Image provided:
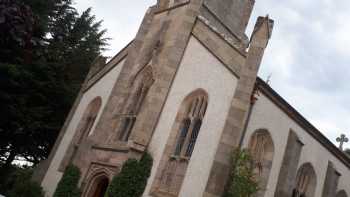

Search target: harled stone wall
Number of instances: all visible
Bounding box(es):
[242,93,350,197]
[40,59,125,196]
[144,36,238,197]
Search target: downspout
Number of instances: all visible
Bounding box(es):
[238,83,259,149]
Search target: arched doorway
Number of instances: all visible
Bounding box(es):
[87,175,109,197]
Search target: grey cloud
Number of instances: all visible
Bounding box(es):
[250,0,350,147]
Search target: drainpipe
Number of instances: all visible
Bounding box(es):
[238,85,259,149]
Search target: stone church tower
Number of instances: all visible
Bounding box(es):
[37,1,350,196]
[37,0,276,196]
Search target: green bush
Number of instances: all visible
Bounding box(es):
[53,165,81,197]
[224,149,259,197]
[106,153,153,197]
[0,166,44,197]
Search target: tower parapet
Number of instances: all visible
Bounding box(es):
[202,0,255,38]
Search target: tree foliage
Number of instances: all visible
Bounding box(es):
[106,153,153,197]
[53,164,81,197]
[0,166,44,197]
[224,149,259,197]
[0,0,109,166]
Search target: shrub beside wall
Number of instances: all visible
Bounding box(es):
[53,165,81,197]
[224,149,259,197]
[106,153,153,197]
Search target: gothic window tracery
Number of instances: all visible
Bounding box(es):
[152,89,208,196]
[248,129,274,196]
[78,97,102,143]
[173,95,207,158]
[250,132,268,175]
[292,163,317,197]
[117,67,154,142]
[59,97,102,171]
[174,118,191,156]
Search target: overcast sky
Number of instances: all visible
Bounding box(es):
[74,0,350,148]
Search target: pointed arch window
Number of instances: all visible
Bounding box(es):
[117,67,154,142]
[174,118,191,156]
[249,130,274,176]
[248,129,274,196]
[173,95,207,158]
[78,97,102,143]
[59,96,102,171]
[151,89,208,196]
[292,163,317,197]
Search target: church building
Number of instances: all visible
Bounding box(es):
[35,0,350,196]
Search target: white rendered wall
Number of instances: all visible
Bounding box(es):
[144,36,238,197]
[41,59,125,197]
[242,93,350,197]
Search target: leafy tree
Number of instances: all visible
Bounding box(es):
[224,149,259,197]
[0,0,109,166]
[106,153,153,197]
[53,164,81,197]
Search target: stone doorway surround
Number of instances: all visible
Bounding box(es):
[89,176,109,197]
[81,162,119,197]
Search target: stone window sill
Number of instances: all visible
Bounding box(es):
[169,155,189,162]
[91,143,129,153]
[152,189,178,197]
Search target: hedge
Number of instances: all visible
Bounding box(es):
[53,164,81,197]
[105,153,153,197]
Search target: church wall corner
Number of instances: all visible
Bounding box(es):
[144,36,238,197]
[40,59,126,197]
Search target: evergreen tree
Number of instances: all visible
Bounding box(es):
[0,0,37,63]
[47,2,109,90]
[3,166,44,197]
[0,0,109,167]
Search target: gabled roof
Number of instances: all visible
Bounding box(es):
[256,77,350,170]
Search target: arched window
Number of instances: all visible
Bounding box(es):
[77,97,102,143]
[151,89,208,196]
[117,67,154,142]
[248,129,274,196]
[292,163,317,197]
[174,118,191,155]
[173,95,207,158]
[336,190,348,197]
[59,97,102,171]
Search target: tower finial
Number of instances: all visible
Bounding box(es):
[266,73,272,85]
